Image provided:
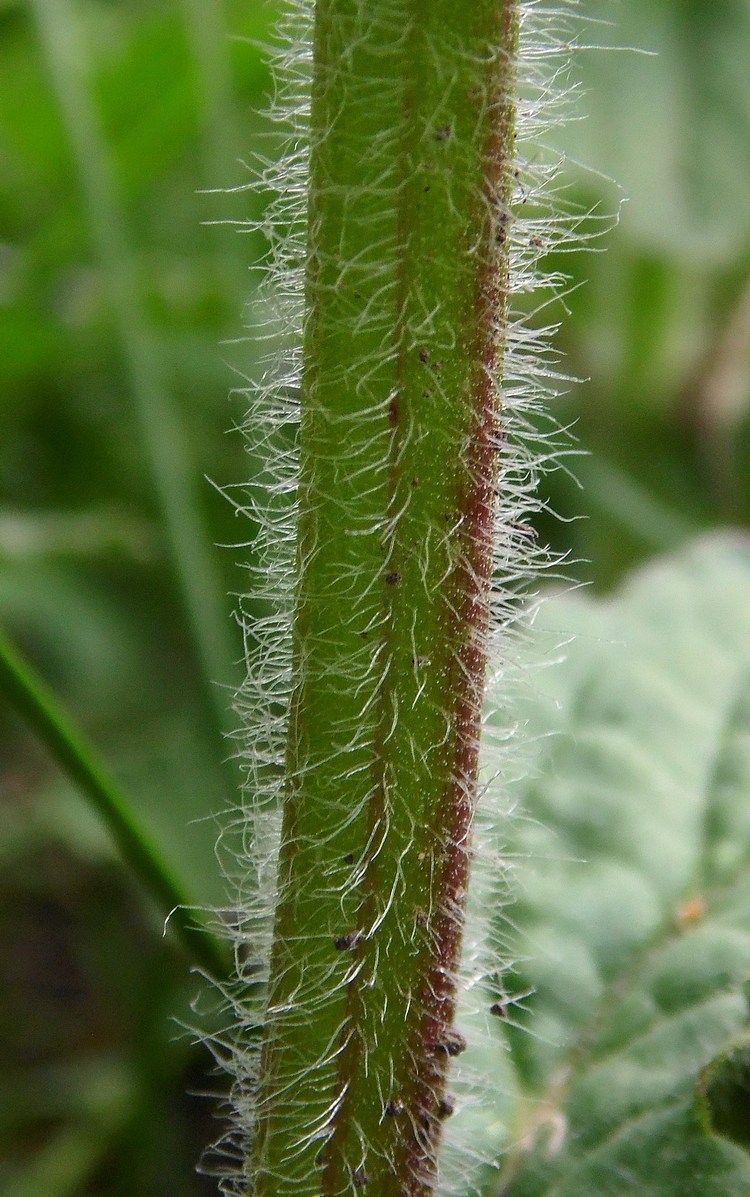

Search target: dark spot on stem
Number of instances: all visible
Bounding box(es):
[434,124,453,141]
[333,929,363,951]
[353,1167,370,1188]
[384,570,402,586]
[384,1098,405,1117]
[434,1028,467,1057]
[419,347,430,364]
[342,852,354,865]
[495,212,511,245]
[438,1095,456,1119]
[387,397,399,426]
[490,1000,508,1018]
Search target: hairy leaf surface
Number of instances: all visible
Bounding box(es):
[485,534,750,1194]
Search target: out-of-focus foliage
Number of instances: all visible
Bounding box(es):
[1,1,272,1192]
[539,0,750,586]
[1,0,749,1193]
[478,536,750,1195]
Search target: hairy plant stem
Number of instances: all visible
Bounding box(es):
[248,2,519,1193]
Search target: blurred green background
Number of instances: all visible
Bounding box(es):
[1,0,749,1193]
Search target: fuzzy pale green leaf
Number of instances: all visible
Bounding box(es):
[485,534,750,1195]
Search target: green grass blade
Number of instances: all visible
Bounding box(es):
[28,0,240,789]
[0,625,230,980]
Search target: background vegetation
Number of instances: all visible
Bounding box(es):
[2,0,750,1193]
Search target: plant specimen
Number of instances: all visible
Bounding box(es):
[219,2,574,1193]
[9,5,750,1197]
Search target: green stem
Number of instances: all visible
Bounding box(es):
[247,2,519,1193]
[29,0,239,789]
[0,625,230,980]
